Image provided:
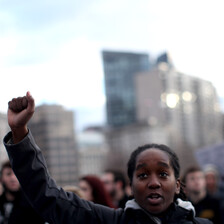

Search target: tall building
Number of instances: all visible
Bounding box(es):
[105,123,169,172]
[102,50,151,127]
[77,129,109,176]
[102,51,223,172]
[0,112,9,165]
[135,52,223,149]
[29,105,78,186]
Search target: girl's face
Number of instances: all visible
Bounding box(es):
[79,180,93,201]
[131,148,180,214]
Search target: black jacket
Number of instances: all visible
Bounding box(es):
[193,193,222,224]
[0,190,45,224]
[3,131,212,224]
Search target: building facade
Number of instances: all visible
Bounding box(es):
[77,129,109,177]
[102,51,223,172]
[29,105,78,186]
[102,50,151,127]
[104,123,170,172]
[135,54,223,149]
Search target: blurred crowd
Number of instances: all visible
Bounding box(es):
[0,159,132,224]
[181,164,224,224]
[0,157,224,224]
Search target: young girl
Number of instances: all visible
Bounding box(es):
[4,92,212,224]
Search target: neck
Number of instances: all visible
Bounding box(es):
[5,191,16,201]
[189,190,206,204]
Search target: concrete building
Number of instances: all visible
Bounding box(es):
[29,104,78,186]
[105,123,170,172]
[0,112,9,165]
[77,129,109,177]
[102,50,151,127]
[102,51,222,171]
[135,53,223,149]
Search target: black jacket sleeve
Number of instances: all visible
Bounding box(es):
[3,131,121,224]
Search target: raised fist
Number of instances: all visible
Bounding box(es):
[8,96,28,112]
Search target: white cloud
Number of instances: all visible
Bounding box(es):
[0,38,105,113]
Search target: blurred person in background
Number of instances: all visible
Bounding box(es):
[79,174,115,208]
[101,169,129,208]
[204,164,224,223]
[182,166,223,224]
[203,164,223,197]
[0,160,45,224]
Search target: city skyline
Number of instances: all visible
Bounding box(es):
[1,0,224,130]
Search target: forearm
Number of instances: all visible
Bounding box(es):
[11,127,28,144]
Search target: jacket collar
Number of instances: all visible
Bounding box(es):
[124,199,162,224]
[124,199,195,224]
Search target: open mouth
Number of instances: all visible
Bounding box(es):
[147,193,162,204]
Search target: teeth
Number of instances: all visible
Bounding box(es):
[150,195,159,198]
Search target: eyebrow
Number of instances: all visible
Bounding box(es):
[136,162,170,170]
[136,163,147,170]
[157,162,170,168]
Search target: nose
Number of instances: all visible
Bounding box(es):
[147,174,161,189]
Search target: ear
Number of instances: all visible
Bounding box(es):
[175,178,181,194]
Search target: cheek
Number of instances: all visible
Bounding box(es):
[131,181,145,198]
[87,191,92,200]
[84,189,93,201]
[165,180,180,200]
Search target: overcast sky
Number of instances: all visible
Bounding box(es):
[1,0,224,130]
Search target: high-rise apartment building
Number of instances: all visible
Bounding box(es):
[135,53,223,149]
[29,105,78,186]
[102,51,222,172]
[102,50,151,127]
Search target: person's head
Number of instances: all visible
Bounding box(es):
[0,160,20,193]
[79,175,115,208]
[203,164,219,195]
[182,166,206,196]
[127,144,182,215]
[102,169,127,198]
[101,171,116,198]
[113,170,127,191]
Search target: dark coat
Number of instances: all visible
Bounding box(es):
[0,191,45,224]
[3,131,212,224]
[193,193,222,224]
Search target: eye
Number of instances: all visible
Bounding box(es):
[160,172,168,178]
[138,173,148,179]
